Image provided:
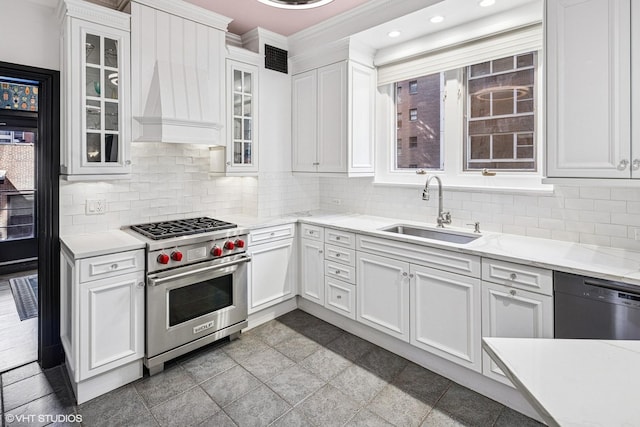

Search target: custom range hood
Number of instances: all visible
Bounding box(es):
[133,60,223,145]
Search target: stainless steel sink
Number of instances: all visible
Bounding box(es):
[379,224,480,244]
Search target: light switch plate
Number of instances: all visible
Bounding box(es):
[86,199,106,215]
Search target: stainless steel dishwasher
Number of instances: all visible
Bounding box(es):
[554,271,640,339]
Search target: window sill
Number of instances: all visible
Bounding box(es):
[373,176,554,195]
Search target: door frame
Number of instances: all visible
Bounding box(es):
[0,61,62,369]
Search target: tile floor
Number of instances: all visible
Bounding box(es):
[0,310,543,427]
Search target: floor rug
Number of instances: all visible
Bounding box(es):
[9,274,38,321]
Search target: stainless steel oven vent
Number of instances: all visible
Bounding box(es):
[265,44,288,74]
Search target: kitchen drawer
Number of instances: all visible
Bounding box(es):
[325,228,355,249]
[300,224,324,241]
[325,260,356,284]
[324,244,355,267]
[481,258,552,296]
[250,223,295,245]
[357,235,481,278]
[79,250,144,283]
[325,277,356,319]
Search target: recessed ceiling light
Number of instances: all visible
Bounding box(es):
[430,15,444,23]
[388,30,401,38]
[257,0,335,9]
[479,0,496,7]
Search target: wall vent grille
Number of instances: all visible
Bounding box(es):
[265,45,288,74]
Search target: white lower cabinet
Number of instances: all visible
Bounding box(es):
[356,252,410,342]
[325,277,356,319]
[300,237,325,304]
[247,229,296,314]
[60,247,145,404]
[481,269,553,385]
[410,265,482,372]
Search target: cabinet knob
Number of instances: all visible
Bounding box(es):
[336,295,342,299]
[318,250,323,254]
[111,263,119,270]
[137,282,145,288]
[125,160,131,165]
[633,159,640,171]
[270,232,275,236]
[510,289,516,296]
[509,273,517,280]
[226,161,231,166]
[336,236,341,241]
[618,159,630,170]
[402,272,408,277]
[335,253,341,257]
[335,270,341,274]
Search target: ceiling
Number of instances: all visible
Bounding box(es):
[183,0,371,36]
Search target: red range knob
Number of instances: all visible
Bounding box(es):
[171,251,183,261]
[157,253,170,264]
[211,246,223,257]
[235,239,245,248]
[225,241,235,250]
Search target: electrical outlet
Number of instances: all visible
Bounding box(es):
[331,198,342,205]
[86,199,107,215]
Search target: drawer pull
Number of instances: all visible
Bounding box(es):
[402,272,408,277]
[270,232,275,236]
[509,273,517,280]
[335,270,341,274]
[335,253,341,257]
[319,250,323,254]
[137,282,145,288]
[409,274,414,279]
[336,236,341,241]
[510,289,516,296]
[111,263,119,270]
[336,295,342,299]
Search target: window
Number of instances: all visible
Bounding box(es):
[409,108,418,121]
[409,80,418,94]
[397,112,402,129]
[409,137,418,148]
[465,52,536,171]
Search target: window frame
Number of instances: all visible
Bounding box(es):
[375,49,548,192]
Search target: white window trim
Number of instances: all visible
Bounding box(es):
[374,34,552,194]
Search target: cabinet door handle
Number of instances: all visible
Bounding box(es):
[111,263,119,270]
[137,282,145,288]
[509,273,517,280]
[335,270,341,275]
[409,273,414,279]
[336,295,342,299]
[633,159,640,171]
[335,236,341,241]
[335,253,341,257]
[619,159,630,170]
[510,289,516,296]
[318,250,323,254]
[402,272,408,277]
[125,160,131,165]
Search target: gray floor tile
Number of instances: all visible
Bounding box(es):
[134,365,197,408]
[356,347,408,382]
[345,409,394,427]
[276,310,324,331]
[299,348,352,382]
[77,384,148,426]
[201,365,261,407]
[494,407,544,427]
[330,364,387,405]
[267,365,325,405]
[1,362,42,386]
[150,386,220,427]
[238,348,295,382]
[181,348,237,384]
[270,408,315,427]
[300,321,344,345]
[224,384,291,427]
[198,410,238,427]
[3,372,54,411]
[368,384,433,427]
[326,333,376,362]
[221,334,271,363]
[435,384,504,427]
[273,334,320,362]
[421,408,471,426]
[297,385,360,427]
[247,320,300,346]
[393,363,451,405]
[6,392,76,427]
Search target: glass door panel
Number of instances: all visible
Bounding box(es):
[231,68,255,166]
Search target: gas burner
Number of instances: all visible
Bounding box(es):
[130,217,237,240]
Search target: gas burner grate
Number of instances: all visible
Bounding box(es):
[130,217,237,240]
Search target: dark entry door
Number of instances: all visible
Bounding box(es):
[0,110,38,263]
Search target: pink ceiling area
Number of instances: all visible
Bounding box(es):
[184,0,372,36]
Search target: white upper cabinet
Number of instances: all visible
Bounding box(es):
[292,60,375,176]
[59,0,131,179]
[546,0,639,178]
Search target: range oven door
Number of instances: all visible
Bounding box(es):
[146,254,250,358]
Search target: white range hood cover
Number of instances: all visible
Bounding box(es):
[134,60,223,145]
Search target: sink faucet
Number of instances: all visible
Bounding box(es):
[422,175,451,228]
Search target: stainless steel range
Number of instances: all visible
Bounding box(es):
[128,217,250,375]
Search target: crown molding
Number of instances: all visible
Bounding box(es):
[227,45,262,66]
[131,0,232,31]
[58,0,130,30]
[289,37,374,74]
[287,0,442,56]
[241,27,289,54]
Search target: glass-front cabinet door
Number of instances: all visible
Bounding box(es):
[61,3,131,179]
[226,60,258,175]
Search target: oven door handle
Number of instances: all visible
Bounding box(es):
[148,255,252,287]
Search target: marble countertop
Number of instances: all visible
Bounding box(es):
[482,337,640,427]
[60,230,146,260]
[291,212,640,286]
